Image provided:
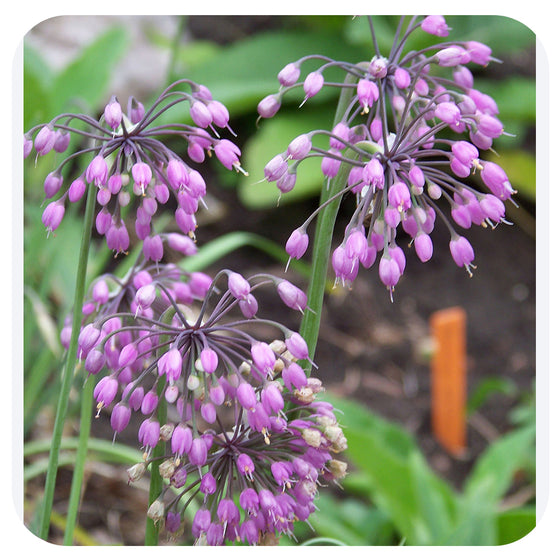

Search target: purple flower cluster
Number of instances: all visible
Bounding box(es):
[258,15,515,299]
[25,80,244,260]
[71,262,346,544]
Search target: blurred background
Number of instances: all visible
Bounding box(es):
[23,15,537,546]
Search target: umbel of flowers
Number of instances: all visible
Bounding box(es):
[71,261,347,545]
[25,79,244,260]
[258,15,515,299]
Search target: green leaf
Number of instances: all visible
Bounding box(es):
[326,395,458,545]
[174,39,222,70]
[496,507,536,544]
[24,203,83,306]
[445,15,535,56]
[442,489,497,545]
[464,425,536,503]
[467,377,518,415]
[51,26,129,116]
[23,44,54,129]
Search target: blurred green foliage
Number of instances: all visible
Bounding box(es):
[287,392,536,546]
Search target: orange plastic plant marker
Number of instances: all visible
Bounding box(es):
[430,306,467,456]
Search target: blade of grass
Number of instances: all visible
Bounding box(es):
[36,181,97,541]
[63,373,95,544]
[24,436,143,465]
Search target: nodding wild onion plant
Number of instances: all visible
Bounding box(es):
[258,14,514,301]
[74,261,346,544]
[24,15,515,546]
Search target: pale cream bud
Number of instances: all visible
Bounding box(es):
[302,428,322,447]
[127,462,146,483]
[306,377,324,393]
[239,361,251,376]
[273,358,285,373]
[160,423,174,441]
[316,415,337,427]
[159,458,176,479]
[147,499,165,523]
[269,339,287,354]
[327,459,348,479]
[187,373,200,390]
[294,387,316,404]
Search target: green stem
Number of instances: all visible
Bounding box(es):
[299,73,360,367]
[37,181,97,541]
[62,373,95,545]
[144,375,167,545]
[166,16,187,84]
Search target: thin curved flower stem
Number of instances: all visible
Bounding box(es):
[37,181,97,542]
[298,72,360,369]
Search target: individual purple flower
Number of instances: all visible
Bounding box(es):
[277,62,301,87]
[33,125,56,156]
[257,93,282,118]
[449,235,476,275]
[43,171,63,198]
[285,227,309,260]
[302,71,324,102]
[421,15,450,37]
[276,280,308,313]
[257,15,515,298]
[104,96,123,130]
[41,199,65,235]
[110,403,131,433]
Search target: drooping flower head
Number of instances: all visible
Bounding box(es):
[257,15,513,299]
[25,79,245,259]
[72,262,345,544]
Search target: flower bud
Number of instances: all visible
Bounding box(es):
[449,235,475,272]
[414,233,434,263]
[43,171,63,199]
[303,71,324,100]
[41,200,65,232]
[190,100,213,128]
[127,462,146,483]
[277,62,300,86]
[111,403,131,433]
[258,94,281,118]
[285,228,309,260]
[228,272,251,299]
[53,130,71,153]
[147,499,165,523]
[34,126,56,156]
[436,46,470,67]
[421,15,450,37]
[104,96,122,130]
